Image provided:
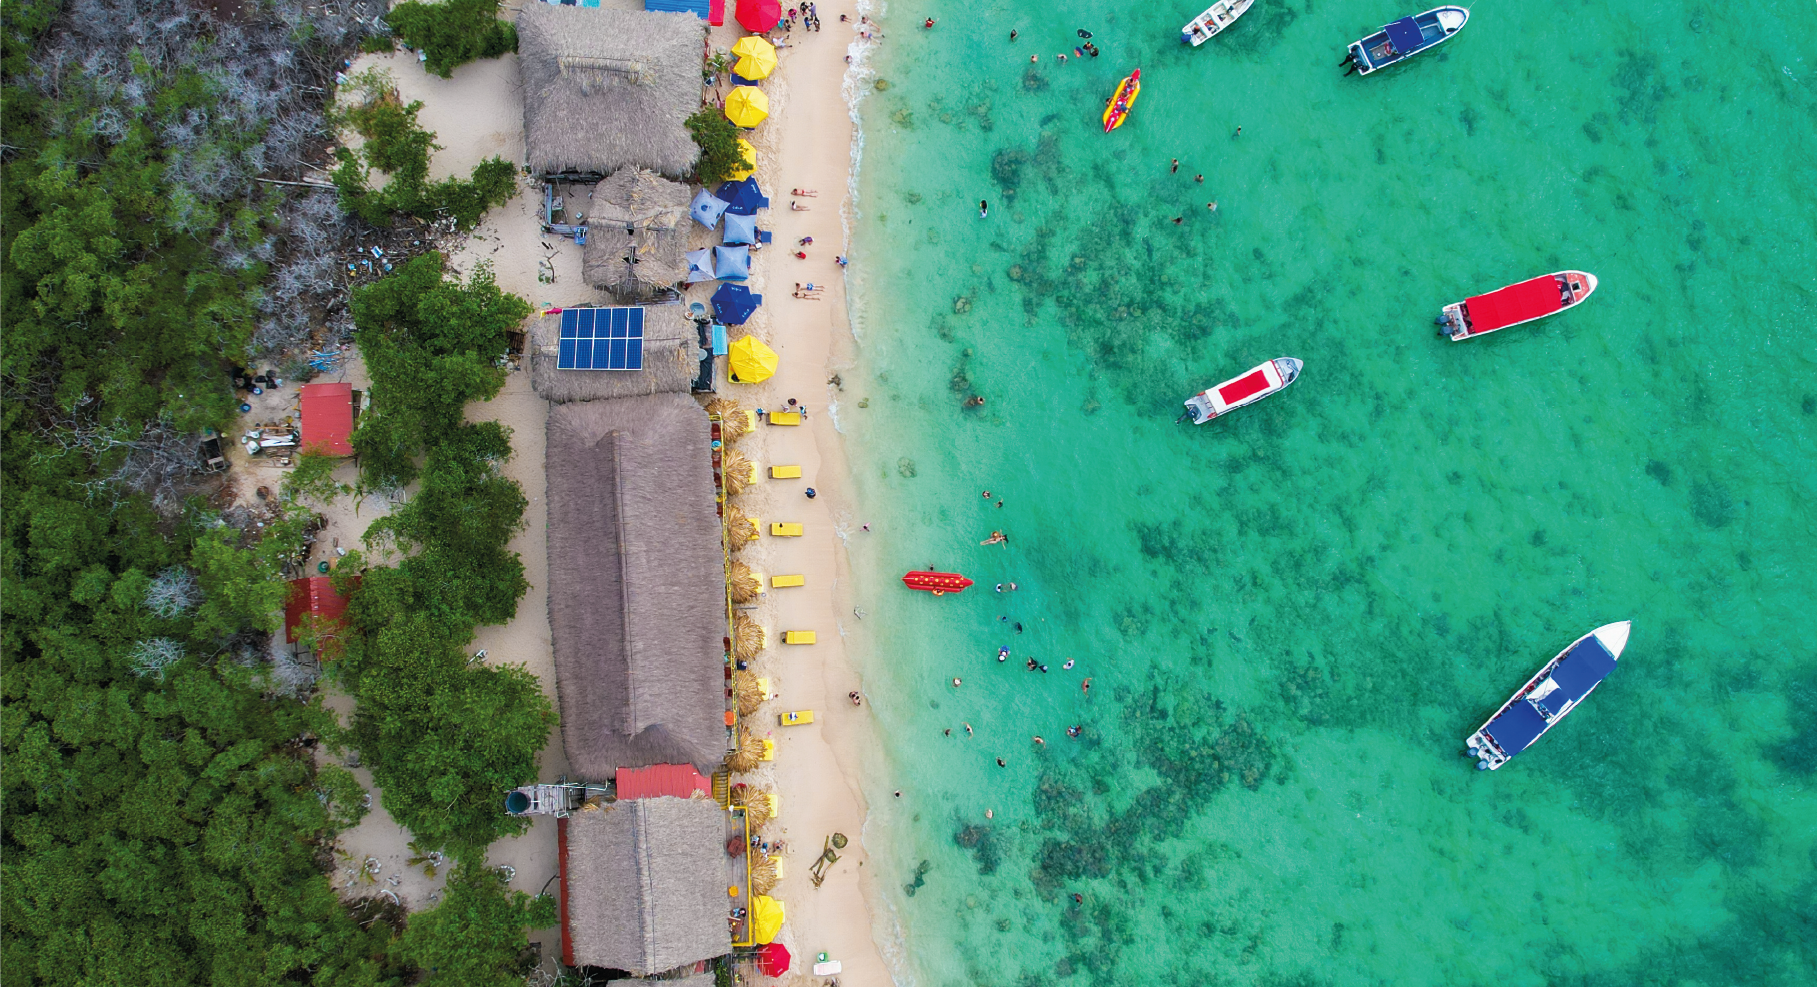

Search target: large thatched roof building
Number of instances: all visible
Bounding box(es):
[559,797,730,973]
[518,4,704,179]
[529,304,699,403]
[547,395,727,778]
[581,169,692,301]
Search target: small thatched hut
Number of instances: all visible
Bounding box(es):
[529,304,699,403]
[547,396,728,778]
[581,168,693,301]
[518,4,704,179]
[559,798,730,973]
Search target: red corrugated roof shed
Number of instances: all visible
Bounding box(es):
[615,764,711,800]
[284,576,352,645]
[299,382,354,456]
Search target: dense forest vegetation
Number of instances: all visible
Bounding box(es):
[3,1,550,983]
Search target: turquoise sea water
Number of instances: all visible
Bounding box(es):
[837,1,1816,984]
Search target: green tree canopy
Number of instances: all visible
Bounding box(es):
[386,0,519,79]
[391,865,557,985]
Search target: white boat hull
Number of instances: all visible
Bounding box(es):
[1181,357,1302,424]
[1182,0,1256,46]
[1465,621,1631,770]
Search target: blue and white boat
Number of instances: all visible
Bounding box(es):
[1465,621,1631,770]
[1343,6,1468,76]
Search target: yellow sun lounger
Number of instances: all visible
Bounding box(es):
[770,465,802,479]
[770,522,803,536]
[779,710,815,726]
[771,574,805,588]
[768,411,802,426]
[759,738,776,761]
[782,630,816,645]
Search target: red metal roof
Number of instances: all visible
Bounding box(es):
[284,576,351,644]
[1465,275,1564,334]
[1218,368,1271,405]
[299,382,354,456]
[615,764,711,800]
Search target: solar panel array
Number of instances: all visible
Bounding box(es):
[558,307,645,370]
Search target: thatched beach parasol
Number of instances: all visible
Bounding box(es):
[750,852,779,895]
[726,730,766,772]
[744,790,775,828]
[734,612,765,662]
[732,671,765,715]
[729,560,762,604]
[723,505,757,550]
[706,398,753,442]
[722,449,755,495]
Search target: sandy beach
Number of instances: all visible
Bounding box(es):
[309,4,899,981]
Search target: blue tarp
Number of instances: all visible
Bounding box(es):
[713,245,751,281]
[716,178,770,216]
[1549,637,1617,703]
[1484,701,1549,755]
[711,324,728,356]
[711,283,762,324]
[690,189,730,229]
[723,212,758,245]
[685,247,715,282]
[1535,687,1572,718]
[645,0,709,17]
[1384,16,1424,55]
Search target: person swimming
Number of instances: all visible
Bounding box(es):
[997,646,1010,662]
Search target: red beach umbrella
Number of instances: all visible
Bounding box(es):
[736,0,782,32]
[756,942,792,977]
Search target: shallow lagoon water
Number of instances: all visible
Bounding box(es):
[837,1,1816,984]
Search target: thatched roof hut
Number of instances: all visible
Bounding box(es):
[581,168,693,301]
[560,798,730,973]
[529,305,699,403]
[547,396,728,778]
[518,4,705,179]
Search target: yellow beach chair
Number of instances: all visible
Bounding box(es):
[771,574,805,588]
[782,630,816,645]
[770,465,802,479]
[779,710,815,726]
[759,738,776,761]
[756,677,773,701]
[770,522,804,537]
[768,411,802,426]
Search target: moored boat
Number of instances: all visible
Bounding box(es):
[1181,0,1255,46]
[1342,6,1468,76]
[1102,69,1141,132]
[1178,358,1302,424]
[1439,270,1598,340]
[1465,621,1631,770]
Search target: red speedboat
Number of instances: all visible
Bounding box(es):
[902,571,974,596]
[1439,270,1598,341]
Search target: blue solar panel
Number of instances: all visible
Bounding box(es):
[557,308,644,370]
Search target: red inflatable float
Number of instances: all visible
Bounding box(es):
[902,570,974,596]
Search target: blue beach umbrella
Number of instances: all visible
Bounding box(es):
[685,247,716,282]
[713,245,752,281]
[717,178,770,216]
[711,282,762,325]
[690,189,730,228]
[722,212,758,246]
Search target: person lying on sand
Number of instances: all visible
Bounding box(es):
[791,201,811,211]
[793,188,819,196]
[792,291,824,299]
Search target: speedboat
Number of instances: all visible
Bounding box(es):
[1465,621,1631,770]
[1342,6,1468,76]
[1438,270,1598,341]
[1103,69,1141,132]
[1178,358,1302,424]
[1181,0,1255,46]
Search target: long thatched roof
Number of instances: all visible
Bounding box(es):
[529,305,699,403]
[547,396,728,778]
[564,797,730,973]
[518,4,705,178]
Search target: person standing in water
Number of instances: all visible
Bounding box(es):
[979,199,989,218]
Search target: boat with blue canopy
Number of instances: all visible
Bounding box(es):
[1343,6,1468,76]
[1465,621,1631,770]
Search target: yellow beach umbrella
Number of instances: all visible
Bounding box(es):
[731,36,778,81]
[727,336,778,384]
[749,894,786,944]
[727,138,757,182]
[724,86,770,128]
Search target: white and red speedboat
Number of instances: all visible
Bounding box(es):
[1438,270,1598,341]
[1465,621,1631,770]
[1178,358,1302,424]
